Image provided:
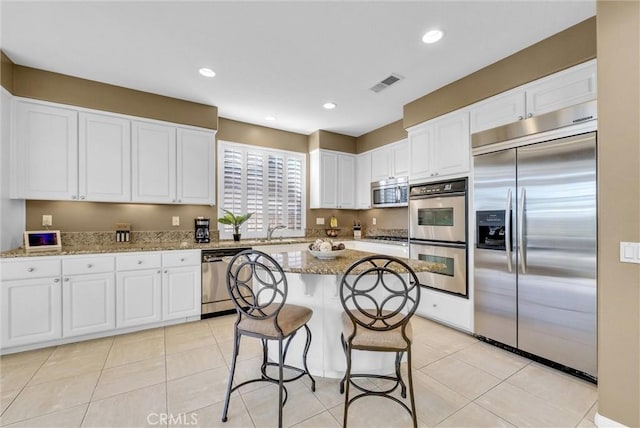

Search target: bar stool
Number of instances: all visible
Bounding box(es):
[221,249,315,428]
[339,255,421,428]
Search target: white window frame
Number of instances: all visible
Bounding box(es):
[217,140,306,239]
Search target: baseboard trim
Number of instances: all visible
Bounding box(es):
[595,412,628,427]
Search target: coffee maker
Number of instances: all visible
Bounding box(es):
[194,218,210,243]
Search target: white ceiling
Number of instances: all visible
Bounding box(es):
[0,1,595,137]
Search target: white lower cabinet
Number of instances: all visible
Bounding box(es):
[1,258,63,348]
[1,277,62,348]
[416,288,472,332]
[116,253,163,328]
[61,256,115,338]
[162,251,201,321]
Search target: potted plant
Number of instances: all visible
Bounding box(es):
[217,209,253,241]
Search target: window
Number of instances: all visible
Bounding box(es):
[218,141,306,238]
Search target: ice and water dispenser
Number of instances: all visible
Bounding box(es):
[476,210,509,250]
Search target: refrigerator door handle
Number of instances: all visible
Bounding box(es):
[518,187,527,273]
[505,188,513,272]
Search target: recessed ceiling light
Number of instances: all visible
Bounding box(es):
[198,67,216,77]
[265,115,276,121]
[422,29,444,44]
[323,102,337,110]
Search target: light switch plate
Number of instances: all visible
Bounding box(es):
[620,242,640,264]
[316,217,325,225]
[172,216,180,226]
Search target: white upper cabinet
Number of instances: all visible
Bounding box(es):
[525,59,597,116]
[370,139,409,182]
[12,98,216,205]
[355,151,372,209]
[132,121,176,203]
[79,112,131,202]
[469,60,597,134]
[177,128,216,205]
[132,122,215,205]
[409,110,470,182]
[12,101,78,200]
[309,149,355,209]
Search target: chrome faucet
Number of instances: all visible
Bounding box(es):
[267,224,287,241]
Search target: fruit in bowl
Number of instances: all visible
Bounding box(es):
[308,239,346,259]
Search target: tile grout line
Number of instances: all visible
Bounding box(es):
[80,337,116,427]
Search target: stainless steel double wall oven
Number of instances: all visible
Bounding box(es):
[409,178,468,297]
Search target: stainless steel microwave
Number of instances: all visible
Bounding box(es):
[371,177,408,208]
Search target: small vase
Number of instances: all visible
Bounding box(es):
[233,233,241,242]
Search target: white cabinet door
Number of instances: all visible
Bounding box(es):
[116,269,162,328]
[162,265,201,320]
[13,101,78,200]
[392,139,410,178]
[469,90,526,133]
[62,272,115,337]
[409,111,470,182]
[370,140,409,181]
[79,112,131,202]
[1,277,62,348]
[132,121,176,203]
[320,151,338,208]
[337,154,355,209]
[430,112,470,178]
[177,128,215,205]
[526,60,597,116]
[355,152,372,209]
[370,147,392,182]
[408,123,433,182]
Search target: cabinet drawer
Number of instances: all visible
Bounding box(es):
[417,288,472,332]
[63,256,114,275]
[162,250,200,267]
[1,258,61,280]
[117,253,162,271]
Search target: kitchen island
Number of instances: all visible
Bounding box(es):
[251,248,440,378]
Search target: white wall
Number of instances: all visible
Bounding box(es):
[1,88,25,251]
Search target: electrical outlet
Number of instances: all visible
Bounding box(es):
[316,217,325,225]
[372,217,377,225]
[42,215,52,227]
[172,216,180,226]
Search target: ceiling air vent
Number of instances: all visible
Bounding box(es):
[370,74,403,93]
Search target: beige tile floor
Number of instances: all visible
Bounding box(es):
[0,314,598,427]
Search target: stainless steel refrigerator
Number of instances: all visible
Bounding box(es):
[472,102,597,379]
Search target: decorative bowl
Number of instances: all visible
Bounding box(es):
[308,248,346,260]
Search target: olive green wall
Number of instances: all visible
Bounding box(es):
[595,1,640,426]
[404,17,597,128]
[356,120,407,153]
[1,51,14,93]
[11,63,218,130]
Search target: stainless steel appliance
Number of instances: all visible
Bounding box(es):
[409,178,468,297]
[472,101,597,380]
[201,247,251,317]
[371,177,408,208]
[195,217,210,243]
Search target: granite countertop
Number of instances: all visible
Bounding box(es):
[257,248,443,275]
[0,237,315,259]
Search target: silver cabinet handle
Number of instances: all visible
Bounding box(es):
[180,258,185,262]
[527,113,533,118]
[64,278,70,282]
[71,195,77,200]
[54,278,60,283]
[164,270,168,274]
[518,115,524,120]
[80,195,85,200]
[27,267,35,272]
[87,264,93,268]
[157,270,161,274]
[138,260,143,265]
[518,187,527,274]
[505,188,513,273]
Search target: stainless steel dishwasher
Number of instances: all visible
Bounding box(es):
[201,247,251,318]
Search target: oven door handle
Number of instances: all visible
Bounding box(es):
[409,191,466,200]
[409,240,466,249]
[505,188,513,273]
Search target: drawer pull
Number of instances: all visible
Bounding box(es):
[138,260,143,265]
[180,258,185,262]
[157,270,161,274]
[87,264,93,268]
[64,278,70,282]
[27,267,35,272]
[54,278,60,283]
